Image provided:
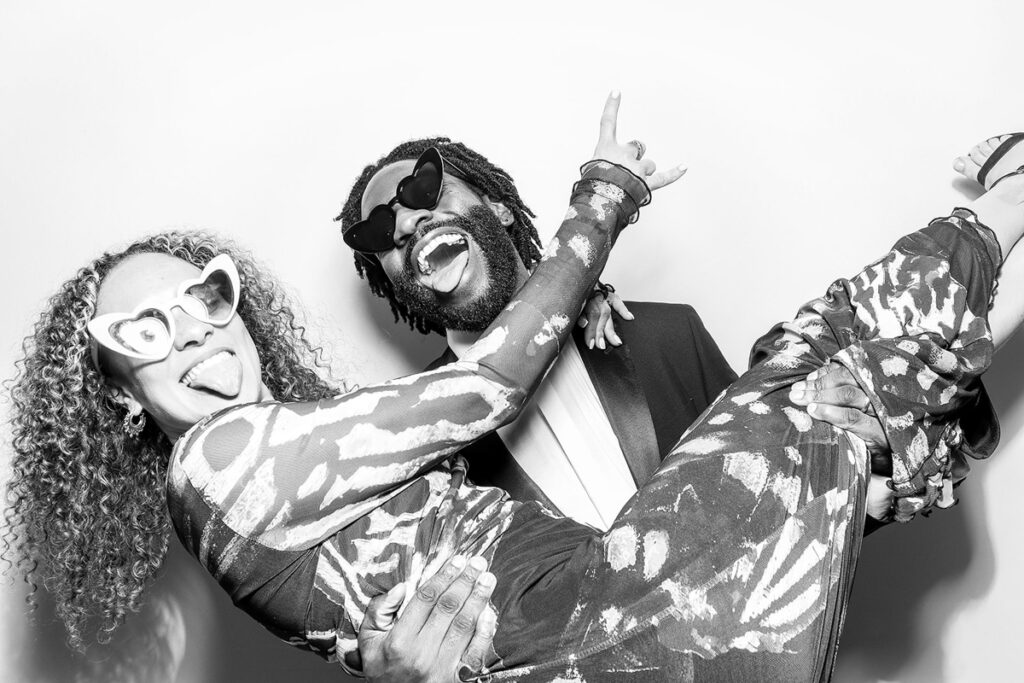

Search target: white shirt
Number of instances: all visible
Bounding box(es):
[449,330,638,530]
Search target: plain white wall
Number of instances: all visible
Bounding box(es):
[2,2,1023,681]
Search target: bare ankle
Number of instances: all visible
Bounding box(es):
[970,189,1024,258]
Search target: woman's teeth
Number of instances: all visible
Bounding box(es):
[181,351,242,397]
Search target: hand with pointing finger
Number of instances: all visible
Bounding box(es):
[591,91,687,192]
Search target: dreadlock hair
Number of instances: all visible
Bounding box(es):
[336,137,542,335]
[2,231,338,651]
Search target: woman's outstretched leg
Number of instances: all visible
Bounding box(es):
[954,134,1024,348]
[488,138,1024,682]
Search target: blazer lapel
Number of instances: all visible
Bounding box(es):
[429,346,562,512]
[572,328,661,488]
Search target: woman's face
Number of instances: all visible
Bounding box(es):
[94,253,267,440]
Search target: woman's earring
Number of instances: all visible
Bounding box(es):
[123,410,146,438]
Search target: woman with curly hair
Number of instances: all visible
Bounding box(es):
[5,107,1024,682]
[2,231,338,651]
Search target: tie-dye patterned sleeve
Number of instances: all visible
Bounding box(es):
[169,161,650,548]
[830,212,1001,522]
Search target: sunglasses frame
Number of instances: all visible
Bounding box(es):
[88,254,241,366]
[344,147,466,257]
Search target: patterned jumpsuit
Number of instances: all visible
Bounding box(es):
[167,158,1000,682]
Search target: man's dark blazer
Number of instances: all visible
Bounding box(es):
[425,302,739,510]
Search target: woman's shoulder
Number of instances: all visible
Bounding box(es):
[168,400,280,495]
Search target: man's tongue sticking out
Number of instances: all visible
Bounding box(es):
[418,233,470,293]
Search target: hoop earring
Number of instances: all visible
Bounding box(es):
[123,411,146,438]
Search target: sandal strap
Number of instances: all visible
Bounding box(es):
[989,164,1024,191]
[977,132,1024,188]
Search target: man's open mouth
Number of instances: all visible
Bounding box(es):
[180,350,242,398]
[414,232,470,294]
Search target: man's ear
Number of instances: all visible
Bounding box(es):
[483,197,514,227]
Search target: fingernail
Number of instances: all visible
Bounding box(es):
[477,572,496,588]
[597,338,606,350]
[807,403,818,415]
[791,381,806,393]
[623,312,635,320]
[451,555,467,569]
[469,556,488,571]
[578,318,588,328]
[610,89,621,98]
[587,339,595,349]
[677,165,688,174]
[790,390,805,401]
[807,370,818,381]
[610,333,622,346]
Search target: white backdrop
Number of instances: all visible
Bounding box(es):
[3,2,1023,681]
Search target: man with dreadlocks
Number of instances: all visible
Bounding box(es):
[337,136,890,521]
[336,137,745,523]
[336,135,894,681]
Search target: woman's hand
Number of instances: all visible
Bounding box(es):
[592,91,687,191]
[578,284,634,349]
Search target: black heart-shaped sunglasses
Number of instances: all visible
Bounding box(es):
[343,147,466,254]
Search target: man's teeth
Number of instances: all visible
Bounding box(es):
[417,234,467,275]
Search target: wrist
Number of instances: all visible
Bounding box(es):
[577,159,651,224]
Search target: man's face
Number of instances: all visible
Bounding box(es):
[359,159,528,331]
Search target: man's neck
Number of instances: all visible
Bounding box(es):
[447,258,532,357]
[447,328,481,358]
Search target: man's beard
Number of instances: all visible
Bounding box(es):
[391,205,521,332]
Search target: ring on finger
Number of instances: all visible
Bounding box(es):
[459,660,489,682]
[628,139,646,161]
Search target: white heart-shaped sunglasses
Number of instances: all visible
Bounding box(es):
[87,254,240,366]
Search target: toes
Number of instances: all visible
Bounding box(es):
[991,135,1010,149]
[968,144,991,167]
[953,153,983,180]
[963,135,1012,171]
[958,134,1022,188]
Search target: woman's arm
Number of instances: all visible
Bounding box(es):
[170,95,685,545]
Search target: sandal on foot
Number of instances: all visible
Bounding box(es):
[978,132,1024,189]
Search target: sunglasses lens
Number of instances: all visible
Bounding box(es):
[345,149,448,254]
[185,269,237,323]
[109,310,172,357]
[345,204,397,253]
[397,153,442,209]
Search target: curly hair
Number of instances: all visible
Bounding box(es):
[2,231,338,651]
[335,137,543,335]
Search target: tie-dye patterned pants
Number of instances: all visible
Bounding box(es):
[484,210,1000,682]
